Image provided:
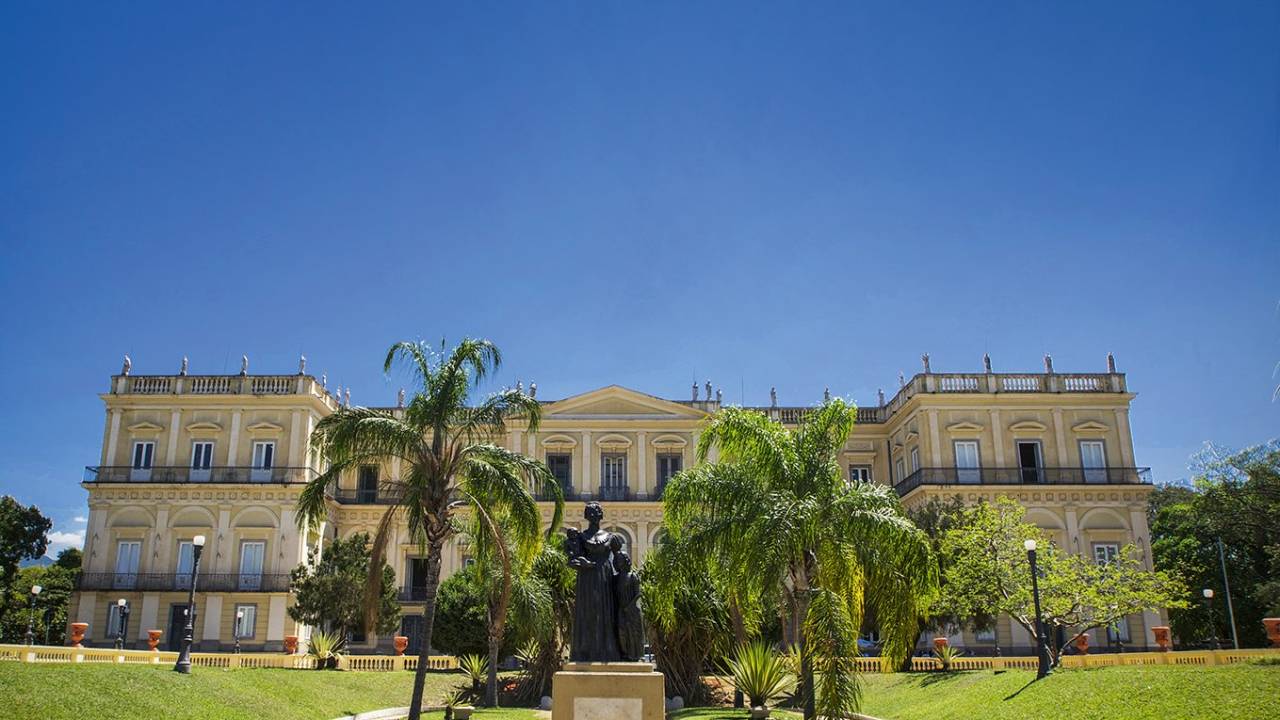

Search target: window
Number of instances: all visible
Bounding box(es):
[190,441,214,481]
[114,540,140,589]
[546,453,572,493]
[895,458,905,484]
[656,454,682,490]
[1017,441,1043,483]
[1093,543,1119,566]
[909,447,920,473]
[107,601,130,638]
[1079,441,1107,483]
[239,541,265,590]
[357,465,379,503]
[600,453,627,497]
[1107,618,1131,643]
[234,604,257,639]
[848,465,872,484]
[175,541,195,590]
[954,441,980,484]
[131,441,155,480]
[975,627,996,643]
[251,442,275,481]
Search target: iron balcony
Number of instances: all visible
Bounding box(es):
[893,466,1153,497]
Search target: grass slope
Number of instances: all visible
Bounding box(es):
[0,663,541,720]
[671,709,802,719]
[858,664,1280,720]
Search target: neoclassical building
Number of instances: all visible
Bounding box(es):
[70,353,1158,654]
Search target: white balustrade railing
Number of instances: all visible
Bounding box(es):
[188,376,233,394]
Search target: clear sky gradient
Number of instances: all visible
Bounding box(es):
[2,2,1277,553]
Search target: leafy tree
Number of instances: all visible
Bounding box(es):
[54,547,82,571]
[904,495,971,661]
[662,401,938,720]
[288,532,400,638]
[0,497,51,620]
[937,497,1185,663]
[431,570,492,657]
[296,338,562,720]
[1,562,77,645]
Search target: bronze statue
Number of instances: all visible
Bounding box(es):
[566,502,623,661]
[613,550,644,661]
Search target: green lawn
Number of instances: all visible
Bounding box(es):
[671,709,802,719]
[0,663,541,720]
[857,663,1280,720]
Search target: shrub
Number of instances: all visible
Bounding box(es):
[933,644,962,671]
[727,641,796,709]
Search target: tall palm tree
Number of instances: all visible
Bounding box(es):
[296,339,562,720]
[662,400,938,719]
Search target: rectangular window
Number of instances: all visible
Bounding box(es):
[175,541,195,590]
[234,604,257,639]
[848,465,872,484]
[107,601,130,639]
[357,465,379,503]
[1017,441,1043,484]
[1093,543,1119,565]
[656,453,683,489]
[131,441,155,480]
[546,453,572,494]
[909,447,920,473]
[1080,441,1107,483]
[600,453,627,499]
[190,441,214,481]
[894,458,905,484]
[1107,618,1131,643]
[239,541,265,590]
[114,540,140,589]
[251,442,275,481]
[975,627,996,643]
[954,441,980,484]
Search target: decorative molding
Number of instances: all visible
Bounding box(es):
[127,421,164,433]
[540,434,579,448]
[650,434,687,449]
[1008,420,1047,432]
[595,433,633,450]
[945,421,984,434]
[185,421,223,434]
[1071,421,1110,433]
[245,421,284,433]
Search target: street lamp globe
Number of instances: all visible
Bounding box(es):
[1203,588,1214,599]
[1024,539,1037,552]
[193,534,206,547]
[117,598,127,607]
[31,585,42,596]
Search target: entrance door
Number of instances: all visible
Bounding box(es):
[1017,441,1043,484]
[239,541,265,590]
[401,615,425,655]
[167,605,189,651]
[954,441,980,484]
[1080,441,1107,483]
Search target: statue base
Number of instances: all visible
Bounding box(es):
[552,662,665,720]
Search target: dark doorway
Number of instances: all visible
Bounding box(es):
[357,466,379,503]
[1017,441,1043,483]
[401,615,425,655]
[409,558,430,601]
[167,605,189,651]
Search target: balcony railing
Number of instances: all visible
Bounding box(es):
[110,373,342,410]
[78,572,291,593]
[893,466,1152,497]
[331,489,404,505]
[84,466,318,485]
[398,586,431,603]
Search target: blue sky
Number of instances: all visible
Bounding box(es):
[2,2,1277,555]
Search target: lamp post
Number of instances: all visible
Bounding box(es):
[1024,539,1051,679]
[1203,588,1218,650]
[24,585,42,646]
[173,534,206,674]
[114,599,131,650]
[234,610,243,654]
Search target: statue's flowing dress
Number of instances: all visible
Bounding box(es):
[570,531,621,661]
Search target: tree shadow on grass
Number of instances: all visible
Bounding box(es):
[1003,677,1040,701]
[914,671,968,688]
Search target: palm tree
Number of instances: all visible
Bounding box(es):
[296,339,563,720]
[662,400,938,719]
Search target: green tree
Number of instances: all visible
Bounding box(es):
[288,532,400,638]
[296,338,562,720]
[1,561,77,645]
[54,547,83,571]
[662,401,938,720]
[432,569,499,657]
[0,497,51,621]
[937,497,1185,662]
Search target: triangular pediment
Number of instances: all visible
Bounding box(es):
[543,386,707,419]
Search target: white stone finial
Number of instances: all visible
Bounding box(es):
[344,389,351,407]
[922,353,931,373]
[770,386,777,408]
[240,355,249,376]
[823,387,831,402]
[397,388,405,408]
[516,380,523,394]
[898,372,905,387]
[692,382,699,401]
[1107,352,1116,373]
[180,356,188,376]
[704,380,712,401]
[982,353,992,373]
[121,355,132,376]
[320,373,327,389]
[715,387,722,403]
[1044,353,1054,374]
[299,355,306,375]
[530,382,537,398]
[877,388,885,405]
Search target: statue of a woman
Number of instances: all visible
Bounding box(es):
[566,502,623,661]
[613,550,644,661]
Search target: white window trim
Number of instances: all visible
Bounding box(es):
[234,604,258,639]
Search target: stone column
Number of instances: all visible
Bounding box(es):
[288,411,302,467]
[581,432,592,495]
[928,411,942,466]
[202,594,223,649]
[1114,409,1136,468]
[165,410,182,466]
[106,409,123,465]
[634,520,649,565]
[1051,408,1070,466]
[990,409,1006,467]
[226,411,243,466]
[636,432,648,496]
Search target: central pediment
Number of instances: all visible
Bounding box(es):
[542,385,707,420]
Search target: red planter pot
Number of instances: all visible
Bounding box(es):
[1152,626,1172,652]
[147,629,163,652]
[70,623,88,648]
[394,636,409,656]
[1263,618,1280,648]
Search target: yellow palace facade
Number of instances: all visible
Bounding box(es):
[69,353,1159,655]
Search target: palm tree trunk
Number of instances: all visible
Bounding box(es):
[407,539,445,720]
[730,603,746,709]
[795,591,815,720]
[486,621,501,706]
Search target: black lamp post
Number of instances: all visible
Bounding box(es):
[234,610,243,654]
[1024,539,1051,679]
[114,598,131,650]
[24,585,42,646]
[173,534,206,674]
[1203,588,1218,650]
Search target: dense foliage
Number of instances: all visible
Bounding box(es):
[0,548,80,644]
[0,496,52,620]
[288,533,400,638]
[1149,442,1280,647]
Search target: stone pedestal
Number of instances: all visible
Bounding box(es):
[552,662,665,720]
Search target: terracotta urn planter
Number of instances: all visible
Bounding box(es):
[147,630,163,652]
[70,623,88,648]
[1073,633,1089,655]
[1152,626,1172,652]
[1263,618,1280,648]
[284,635,298,655]
[393,636,409,656]
[933,636,949,652]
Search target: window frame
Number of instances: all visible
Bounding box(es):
[546,453,573,492]
[953,440,981,484]
[848,464,872,484]
[233,604,258,639]
[600,453,627,489]
[1092,542,1120,566]
[656,453,683,488]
